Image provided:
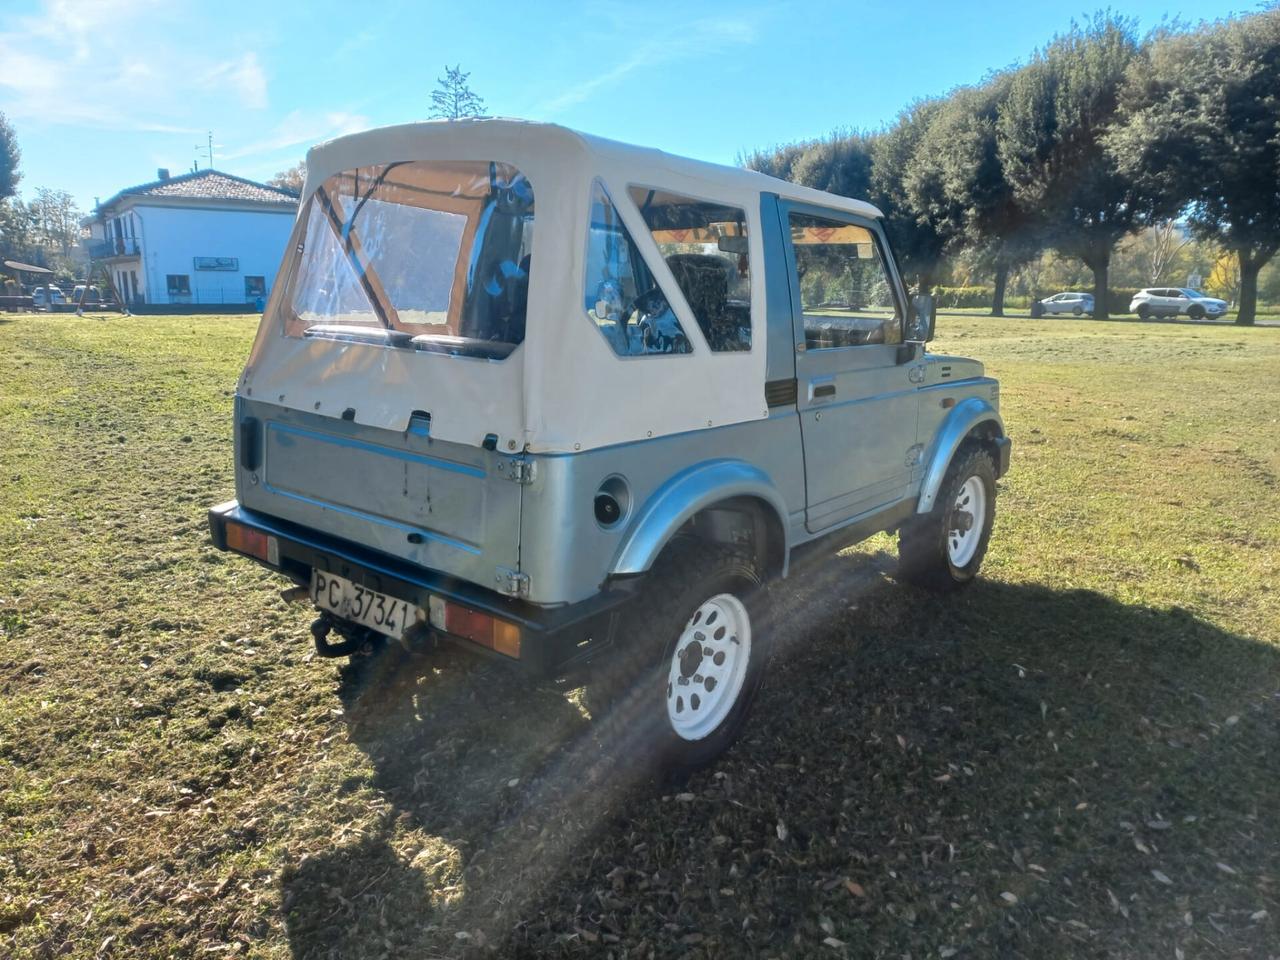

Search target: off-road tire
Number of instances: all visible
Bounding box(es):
[587,539,769,774]
[898,444,997,591]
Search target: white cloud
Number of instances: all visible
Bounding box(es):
[0,0,269,129]
[204,53,269,111]
[532,11,763,116]
[222,110,370,161]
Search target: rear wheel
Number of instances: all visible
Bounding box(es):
[1072,306,1083,316]
[588,540,769,773]
[899,444,997,591]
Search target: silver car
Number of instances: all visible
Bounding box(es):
[1130,287,1228,320]
[1031,291,1094,317]
[209,120,1012,770]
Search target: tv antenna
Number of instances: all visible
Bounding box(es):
[194,131,221,170]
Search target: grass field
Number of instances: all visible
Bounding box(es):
[1,312,1278,959]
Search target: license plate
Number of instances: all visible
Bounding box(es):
[310,570,425,640]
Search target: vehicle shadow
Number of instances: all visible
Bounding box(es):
[280,549,1279,959]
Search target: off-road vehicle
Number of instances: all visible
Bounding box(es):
[209,120,1011,769]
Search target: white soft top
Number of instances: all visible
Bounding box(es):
[243,119,883,454]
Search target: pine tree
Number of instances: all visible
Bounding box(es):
[430,65,486,120]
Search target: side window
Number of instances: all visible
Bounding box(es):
[788,212,901,349]
[629,186,751,352]
[584,180,691,356]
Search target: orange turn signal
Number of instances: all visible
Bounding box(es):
[225,522,279,565]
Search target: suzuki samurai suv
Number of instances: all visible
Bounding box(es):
[209,120,1011,769]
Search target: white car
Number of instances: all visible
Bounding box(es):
[31,285,66,309]
[1130,288,1228,320]
[1031,291,1094,317]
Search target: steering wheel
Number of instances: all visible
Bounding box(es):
[630,285,668,318]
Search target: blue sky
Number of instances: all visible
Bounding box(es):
[0,0,1257,210]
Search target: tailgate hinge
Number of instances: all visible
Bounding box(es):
[495,567,530,598]
[504,457,535,485]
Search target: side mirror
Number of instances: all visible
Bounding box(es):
[906,293,936,343]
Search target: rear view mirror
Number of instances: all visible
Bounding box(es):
[906,293,936,343]
[717,235,748,255]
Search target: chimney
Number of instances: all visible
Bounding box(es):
[157,168,170,181]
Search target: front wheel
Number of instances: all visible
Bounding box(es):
[588,541,769,773]
[899,444,997,591]
[1136,304,1150,320]
[1187,304,1205,320]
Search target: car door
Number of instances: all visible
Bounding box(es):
[780,202,920,533]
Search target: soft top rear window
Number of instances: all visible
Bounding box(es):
[281,160,534,360]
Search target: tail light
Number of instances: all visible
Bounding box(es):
[224,522,279,566]
[427,596,521,659]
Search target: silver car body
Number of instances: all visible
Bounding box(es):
[1130,287,1229,319]
[1038,291,1094,315]
[213,120,1008,668]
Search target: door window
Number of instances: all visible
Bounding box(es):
[628,187,751,352]
[787,212,901,349]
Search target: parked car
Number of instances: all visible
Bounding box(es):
[208,120,1012,770]
[31,285,66,309]
[71,284,102,306]
[1030,291,1094,317]
[1129,287,1229,320]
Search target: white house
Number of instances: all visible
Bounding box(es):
[83,169,298,308]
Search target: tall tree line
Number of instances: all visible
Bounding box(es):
[745,9,1280,325]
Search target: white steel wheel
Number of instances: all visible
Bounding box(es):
[947,475,988,568]
[665,593,752,741]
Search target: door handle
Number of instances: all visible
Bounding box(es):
[813,383,836,399]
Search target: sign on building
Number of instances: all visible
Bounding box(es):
[194,256,240,271]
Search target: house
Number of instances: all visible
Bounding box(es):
[83,168,298,308]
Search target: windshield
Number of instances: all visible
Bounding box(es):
[281,160,534,360]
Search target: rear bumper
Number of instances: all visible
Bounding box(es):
[207,500,633,677]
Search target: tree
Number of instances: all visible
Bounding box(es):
[268,161,306,195]
[997,14,1153,319]
[870,100,953,293]
[909,74,1040,315]
[28,188,82,267]
[1109,10,1280,325]
[0,111,19,201]
[430,65,486,120]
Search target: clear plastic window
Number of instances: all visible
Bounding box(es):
[584,180,691,356]
[629,186,752,352]
[282,161,534,360]
[789,213,901,349]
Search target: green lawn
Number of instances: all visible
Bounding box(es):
[1,312,1277,959]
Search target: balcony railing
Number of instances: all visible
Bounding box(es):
[86,237,140,259]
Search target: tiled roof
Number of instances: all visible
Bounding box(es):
[100,169,298,209]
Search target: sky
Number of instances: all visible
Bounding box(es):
[0,0,1259,211]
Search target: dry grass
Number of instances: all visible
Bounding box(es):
[1,311,1277,959]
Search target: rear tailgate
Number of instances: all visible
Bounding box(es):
[238,401,523,594]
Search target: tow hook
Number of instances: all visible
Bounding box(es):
[280,585,309,604]
[310,613,363,658]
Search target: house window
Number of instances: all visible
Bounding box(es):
[166,274,191,297]
[244,276,266,299]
